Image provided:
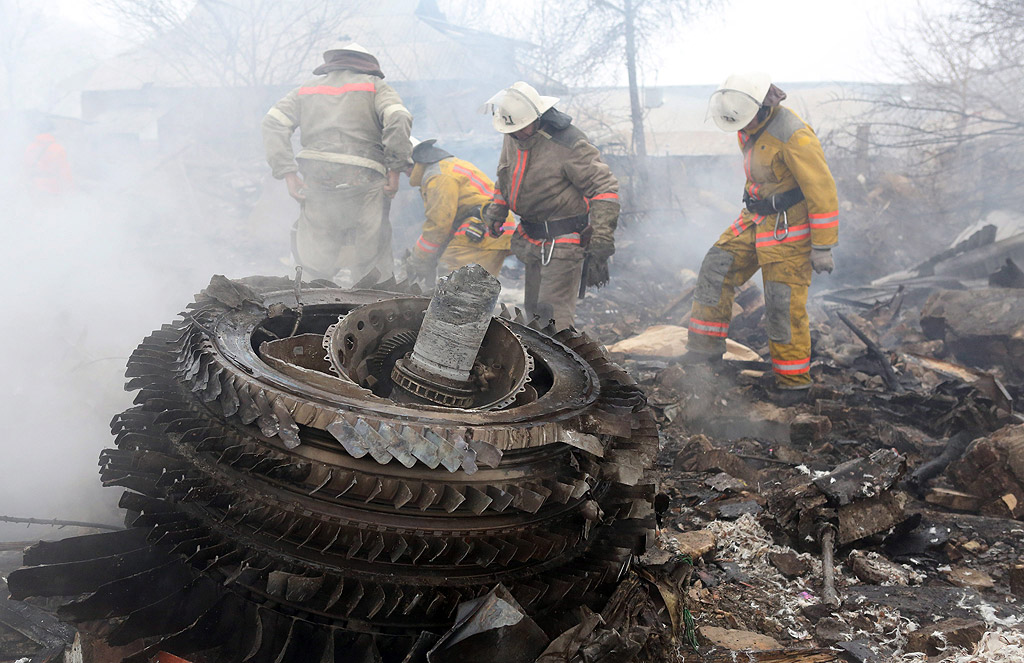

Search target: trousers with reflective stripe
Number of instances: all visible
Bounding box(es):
[688,216,813,388]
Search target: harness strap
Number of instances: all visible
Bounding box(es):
[519,214,589,240]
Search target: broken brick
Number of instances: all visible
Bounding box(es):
[768,551,809,579]
[789,414,832,447]
[905,618,986,656]
[668,530,717,560]
[698,626,780,651]
[944,566,995,590]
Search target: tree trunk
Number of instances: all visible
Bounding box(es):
[623,0,646,160]
[623,0,649,219]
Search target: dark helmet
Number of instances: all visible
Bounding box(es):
[411,139,453,164]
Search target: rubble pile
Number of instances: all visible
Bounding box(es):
[3,217,1024,662]
[566,220,1024,662]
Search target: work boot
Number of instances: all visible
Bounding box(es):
[674,350,723,367]
[769,384,812,407]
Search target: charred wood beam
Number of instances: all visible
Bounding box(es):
[819,525,840,608]
[905,430,978,495]
[837,312,904,392]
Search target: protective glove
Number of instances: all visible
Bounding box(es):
[404,249,437,287]
[284,172,306,202]
[383,170,401,198]
[584,235,615,288]
[585,255,610,288]
[586,235,615,260]
[482,202,508,237]
[811,247,834,274]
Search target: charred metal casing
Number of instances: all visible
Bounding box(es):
[392,265,502,408]
[8,274,656,663]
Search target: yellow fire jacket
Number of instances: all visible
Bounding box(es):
[410,157,514,261]
[730,106,839,263]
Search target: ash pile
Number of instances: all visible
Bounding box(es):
[6,265,668,663]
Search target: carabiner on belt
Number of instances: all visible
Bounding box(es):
[773,209,790,241]
[540,239,555,266]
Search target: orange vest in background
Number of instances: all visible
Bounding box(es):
[24,133,73,194]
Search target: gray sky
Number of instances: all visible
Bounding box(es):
[652,0,920,85]
[52,0,927,86]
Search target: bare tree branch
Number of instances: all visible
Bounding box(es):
[104,0,365,88]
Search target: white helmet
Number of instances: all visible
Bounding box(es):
[482,82,559,134]
[323,40,374,59]
[707,72,772,132]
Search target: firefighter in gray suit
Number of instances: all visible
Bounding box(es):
[262,41,413,283]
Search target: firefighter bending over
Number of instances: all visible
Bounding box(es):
[262,41,412,284]
[687,72,838,392]
[403,139,514,286]
[481,82,619,331]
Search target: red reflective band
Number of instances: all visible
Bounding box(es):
[809,211,839,229]
[451,165,494,197]
[590,192,618,201]
[298,83,376,95]
[416,236,441,253]
[689,318,728,329]
[755,223,810,247]
[510,149,527,212]
[731,215,747,236]
[772,358,811,375]
[516,225,579,245]
[688,318,729,338]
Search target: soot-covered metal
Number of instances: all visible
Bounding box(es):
[8,269,656,663]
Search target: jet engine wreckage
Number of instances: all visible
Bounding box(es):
[8,265,657,662]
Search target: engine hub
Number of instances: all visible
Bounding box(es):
[8,273,657,663]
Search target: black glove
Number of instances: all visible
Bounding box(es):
[482,202,508,237]
[587,235,614,260]
[584,235,615,288]
[585,255,610,288]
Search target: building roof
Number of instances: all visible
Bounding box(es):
[74,0,520,93]
[566,82,879,156]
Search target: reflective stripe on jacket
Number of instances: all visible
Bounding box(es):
[736,106,838,254]
[24,134,73,194]
[490,117,619,245]
[411,157,514,260]
[262,69,412,179]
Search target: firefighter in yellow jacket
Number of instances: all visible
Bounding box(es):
[687,72,838,391]
[404,139,514,285]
